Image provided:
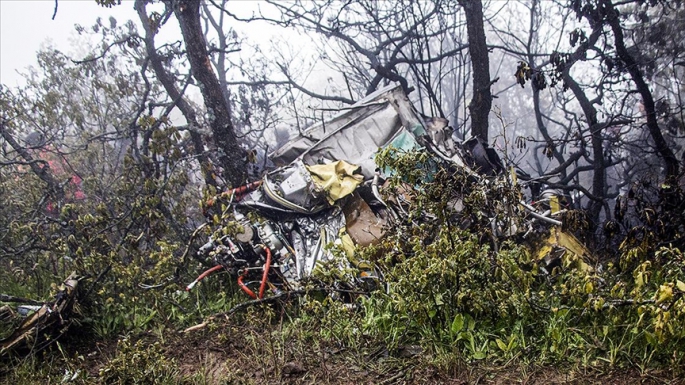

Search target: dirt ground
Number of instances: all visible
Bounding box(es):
[7,317,674,385]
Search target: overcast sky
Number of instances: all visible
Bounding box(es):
[1,0,140,87]
[1,0,299,89]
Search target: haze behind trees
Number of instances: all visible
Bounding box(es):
[1,0,684,268]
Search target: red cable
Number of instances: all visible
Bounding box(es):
[185,265,224,291]
[238,273,257,299]
[258,246,272,299]
[223,180,263,201]
[204,181,264,216]
[237,246,272,299]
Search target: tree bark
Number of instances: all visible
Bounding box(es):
[560,25,606,226]
[563,73,605,225]
[174,0,246,187]
[135,0,218,188]
[459,0,492,142]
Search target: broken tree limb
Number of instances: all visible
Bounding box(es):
[183,322,208,333]
[0,305,14,321]
[181,223,208,259]
[82,264,111,300]
[218,289,308,318]
[0,294,42,305]
[0,272,79,357]
[182,291,308,333]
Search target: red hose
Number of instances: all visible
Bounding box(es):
[185,265,224,291]
[258,246,272,299]
[222,180,263,200]
[237,273,257,299]
[236,246,272,299]
[204,181,263,216]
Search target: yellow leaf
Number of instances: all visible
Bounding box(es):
[676,280,685,292]
[635,272,644,287]
[656,284,673,304]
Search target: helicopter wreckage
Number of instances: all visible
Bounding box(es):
[185,84,590,299]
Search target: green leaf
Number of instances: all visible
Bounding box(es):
[467,316,476,331]
[451,314,464,335]
[435,292,444,306]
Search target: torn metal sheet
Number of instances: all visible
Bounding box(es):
[251,159,364,215]
[295,210,348,278]
[191,86,468,296]
[534,226,592,274]
[425,117,456,157]
[342,192,386,247]
[262,159,329,214]
[307,160,364,204]
[271,85,428,180]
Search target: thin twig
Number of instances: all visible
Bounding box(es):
[181,223,209,263]
[83,265,111,300]
[52,0,58,20]
[214,286,370,318]
[218,289,308,318]
[0,294,42,305]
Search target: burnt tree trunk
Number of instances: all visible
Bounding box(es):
[459,0,492,142]
[174,0,246,187]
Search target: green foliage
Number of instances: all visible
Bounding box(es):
[98,337,179,384]
[285,148,685,371]
[0,47,228,341]
[1,355,60,384]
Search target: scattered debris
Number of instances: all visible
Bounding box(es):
[0,84,594,365]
